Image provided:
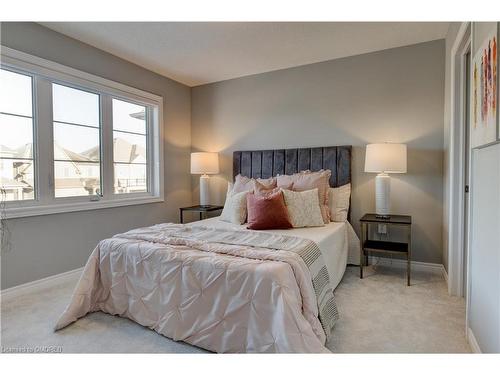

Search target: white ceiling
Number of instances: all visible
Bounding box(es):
[40,22,450,87]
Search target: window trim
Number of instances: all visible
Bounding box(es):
[1,46,164,219]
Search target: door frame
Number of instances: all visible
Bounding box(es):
[447,22,471,297]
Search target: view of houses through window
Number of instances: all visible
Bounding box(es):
[0,69,35,201]
[112,98,148,194]
[0,67,150,202]
[52,83,102,198]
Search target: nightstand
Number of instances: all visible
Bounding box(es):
[179,205,224,224]
[359,213,412,286]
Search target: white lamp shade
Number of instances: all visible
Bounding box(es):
[190,152,219,175]
[364,143,407,173]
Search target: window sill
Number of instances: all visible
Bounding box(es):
[2,196,164,219]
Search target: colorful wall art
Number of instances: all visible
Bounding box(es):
[472,28,498,148]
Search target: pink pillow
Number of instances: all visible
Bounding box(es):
[232,175,255,194]
[254,180,293,196]
[256,176,277,188]
[277,170,331,223]
[246,191,293,230]
[233,174,277,194]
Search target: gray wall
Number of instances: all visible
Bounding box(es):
[1,23,192,289]
[192,40,445,264]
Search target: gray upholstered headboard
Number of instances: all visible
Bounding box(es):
[233,146,352,188]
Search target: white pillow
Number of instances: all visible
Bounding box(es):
[328,183,351,222]
[281,188,325,228]
[220,184,248,225]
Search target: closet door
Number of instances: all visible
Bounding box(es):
[469,143,500,353]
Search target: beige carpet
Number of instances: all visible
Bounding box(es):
[1,265,471,353]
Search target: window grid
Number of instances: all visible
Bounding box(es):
[111,98,149,195]
[53,120,100,130]
[0,111,33,119]
[51,83,102,198]
[0,68,36,202]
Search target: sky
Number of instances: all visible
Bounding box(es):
[1,69,146,156]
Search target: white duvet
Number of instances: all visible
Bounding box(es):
[55,218,360,353]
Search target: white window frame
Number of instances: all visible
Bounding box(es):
[1,46,164,219]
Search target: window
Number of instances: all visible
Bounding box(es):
[112,98,147,194]
[0,69,35,201]
[0,47,163,218]
[52,84,101,198]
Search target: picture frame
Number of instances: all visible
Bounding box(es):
[471,23,498,148]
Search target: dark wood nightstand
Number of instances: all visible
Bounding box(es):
[359,213,412,286]
[179,205,224,224]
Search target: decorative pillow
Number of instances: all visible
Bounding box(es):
[254,180,293,197]
[220,188,249,225]
[328,183,351,222]
[281,188,325,228]
[232,175,255,194]
[256,176,277,188]
[232,174,277,194]
[246,191,292,230]
[277,170,331,223]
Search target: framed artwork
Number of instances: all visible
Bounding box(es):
[471,25,498,148]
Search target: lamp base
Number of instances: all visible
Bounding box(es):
[375,173,391,218]
[199,174,210,206]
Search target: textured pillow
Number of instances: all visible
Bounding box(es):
[328,183,351,222]
[220,188,249,224]
[254,180,293,197]
[281,188,325,228]
[256,176,277,188]
[232,174,277,194]
[246,191,292,230]
[277,170,331,223]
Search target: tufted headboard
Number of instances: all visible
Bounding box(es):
[233,146,352,188]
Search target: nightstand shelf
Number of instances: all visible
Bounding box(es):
[360,213,412,286]
[363,240,408,254]
[179,205,223,223]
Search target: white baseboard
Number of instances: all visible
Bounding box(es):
[442,267,449,283]
[467,327,482,353]
[1,267,83,301]
[368,256,445,277]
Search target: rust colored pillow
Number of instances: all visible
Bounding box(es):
[246,191,293,230]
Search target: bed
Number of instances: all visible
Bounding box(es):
[55,146,360,353]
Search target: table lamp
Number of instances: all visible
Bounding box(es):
[191,152,219,207]
[364,143,407,218]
